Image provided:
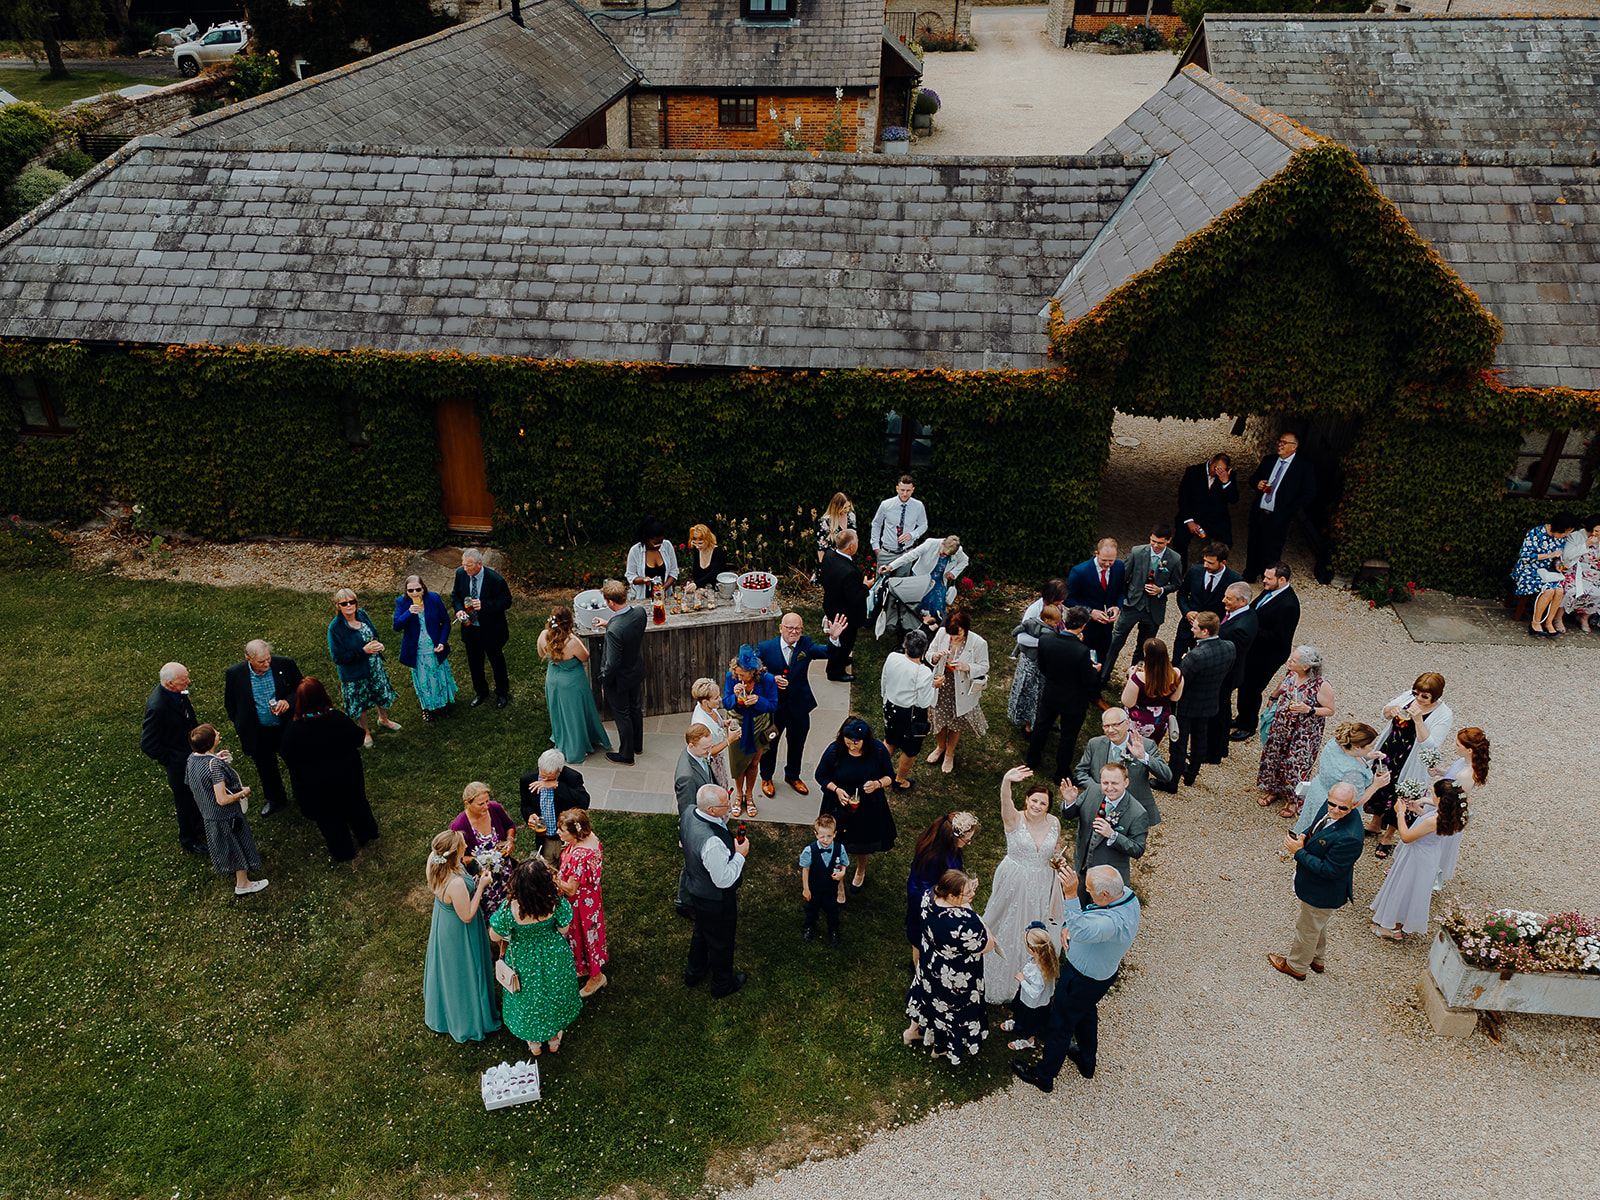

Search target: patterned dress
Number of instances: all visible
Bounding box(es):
[1511,525,1565,595]
[905,893,989,1063]
[1257,673,1327,796]
[931,638,989,738]
[341,617,398,717]
[1562,540,1600,617]
[489,899,582,1045]
[558,841,609,977]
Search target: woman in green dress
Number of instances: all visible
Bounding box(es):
[423,829,500,1043]
[489,859,582,1056]
[537,607,611,763]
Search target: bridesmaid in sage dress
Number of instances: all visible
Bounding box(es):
[423,829,499,1043]
[982,766,1063,1005]
[490,860,583,1057]
[538,607,611,764]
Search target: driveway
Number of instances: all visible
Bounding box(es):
[912,6,1176,155]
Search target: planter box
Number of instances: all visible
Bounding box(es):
[912,114,932,131]
[1428,932,1600,1018]
[881,140,911,156]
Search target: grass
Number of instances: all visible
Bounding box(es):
[1,69,160,108]
[0,568,1042,1199]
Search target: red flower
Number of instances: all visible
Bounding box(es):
[677,542,687,550]
[1368,600,1376,608]
[982,579,994,587]
[959,576,975,589]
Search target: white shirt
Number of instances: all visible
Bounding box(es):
[1258,453,1295,513]
[870,495,928,555]
[1017,958,1056,1008]
[694,809,745,889]
[880,652,935,709]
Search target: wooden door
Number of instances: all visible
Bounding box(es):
[434,397,495,533]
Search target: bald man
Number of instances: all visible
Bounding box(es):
[141,662,203,852]
[1270,781,1365,981]
[680,783,750,998]
[223,639,302,816]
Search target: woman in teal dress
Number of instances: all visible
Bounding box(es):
[327,587,400,748]
[393,575,458,721]
[537,607,611,763]
[489,859,583,1056]
[423,829,500,1043]
[1292,721,1391,836]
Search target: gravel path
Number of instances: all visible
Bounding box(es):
[912,8,1175,156]
[724,414,1600,1200]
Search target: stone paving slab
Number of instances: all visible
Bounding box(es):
[1394,588,1600,647]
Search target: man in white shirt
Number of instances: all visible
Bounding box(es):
[679,783,749,998]
[869,475,929,569]
[1245,433,1316,580]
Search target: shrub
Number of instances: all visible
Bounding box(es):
[8,166,71,217]
[0,518,69,571]
[1097,23,1130,47]
[913,89,941,116]
[916,30,976,51]
[229,50,283,100]
[1131,23,1166,50]
[0,101,59,186]
[46,146,94,179]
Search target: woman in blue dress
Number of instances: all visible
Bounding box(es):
[423,829,499,1043]
[393,575,457,722]
[1511,513,1581,637]
[327,587,400,748]
[1292,722,1391,836]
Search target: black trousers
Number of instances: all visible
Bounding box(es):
[1038,961,1118,1080]
[604,675,644,757]
[245,723,290,809]
[314,790,380,862]
[1206,685,1238,763]
[461,625,510,699]
[1234,655,1281,732]
[1026,698,1088,783]
[165,760,204,848]
[1103,608,1157,683]
[761,708,810,782]
[1170,712,1212,784]
[687,898,739,993]
[828,619,858,680]
[1244,510,1291,581]
[1171,618,1196,665]
[803,893,841,935]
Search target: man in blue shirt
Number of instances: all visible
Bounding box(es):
[1013,863,1141,1091]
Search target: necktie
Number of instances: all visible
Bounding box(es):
[1259,588,1275,607]
[1206,572,1217,591]
[1309,815,1329,837]
[897,502,906,538]
[1266,458,1288,498]
[783,644,793,665]
[1100,566,1109,592]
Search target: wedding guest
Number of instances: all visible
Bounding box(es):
[1058,762,1149,903]
[1008,578,1068,732]
[1120,639,1183,780]
[982,766,1063,1005]
[1076,706,1171,825]
[1172,453,1238,564]
[870,475,928,568]
[626,514,679,599]
[1559,516,1600,632]
[1232,563,1301,740]
[1370,779,1466,941]
[816,492,856,564]
[798,813,849,945]
[489,859,582,1056]
[278,676,377,861]
[881,628,936,790]
[757,612,845,799]
[1103,523,1181,683]
[1431,728,1489,889]
[1256,646,1335,819]
[1365,672,1453,859]
[1512,513,1580,636]
[682,523,729,593]
[1001,924,1059,1052]
[142,661,203,854]
[1269,782,1363,981]
[537,607,610,763]
[1208,581,1258,764]
[423,829,499,1043]
[451,548,513,708]
[519,748,590,860]
[185,724,268,895]
[902,869,991,1065]
[1244,432,1317,581]
[222,640,302,815]
[1292,723,1391,838]
[392,576,456,722]
[680,783,750,998]
[821,529,871,681]
[815,716,897,890]
[927,610,989,777]
[1172,542,1239,662]
[723,644,779,817]
[905,811,978,959]
[1169,612,1235,788]
[451,781,516,916]
[1066,538,1123,666]
[674,725,719,814]
[326,588,400,747]
[885,533,967,625]
[1025,606,1102,782]
[688,678,737,789]
[594,579,647,764]
[554,808,608,997]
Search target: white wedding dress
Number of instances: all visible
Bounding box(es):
[981,816,1062,1004]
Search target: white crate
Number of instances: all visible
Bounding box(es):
[481,1059,541,1110]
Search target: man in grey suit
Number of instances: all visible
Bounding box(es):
[675,725,719,814]
[594,578,648,764]
[1075,707,1172,824]
[1170,611,1236,788]
[1059,761,1149,904]
[1102,523,1182,685]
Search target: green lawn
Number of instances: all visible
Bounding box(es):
[1,69,161,108]
[0,567,1033,1199]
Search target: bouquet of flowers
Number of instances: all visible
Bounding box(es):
[1419,746,1446,772]
[1394,778,1425,803]
[476,846,506,877]
[1441,906,1600,976]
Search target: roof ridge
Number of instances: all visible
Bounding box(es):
[1202,11,1600,21]
[1357,146,1600,167]
[1177,66,1318,151]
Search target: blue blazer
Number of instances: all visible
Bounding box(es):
[1067,558,1126,614]
[392,590,451,669]
[327,609,378,684]
[756,635,834,716]
[722,670,779,754]
[1293,805,1366,909]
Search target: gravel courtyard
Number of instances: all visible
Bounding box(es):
[724,414,1600,1200]
[912,7,1177,156]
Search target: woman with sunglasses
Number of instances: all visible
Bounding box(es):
[327,587,400,748]
[1363,672,1453,859]
[393,574,457,722]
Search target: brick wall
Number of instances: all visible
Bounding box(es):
[89,74,233,139]
[659,91,868,152]
[628,92,663,149]
[885,0,972,41]
[1056,9,1186,42]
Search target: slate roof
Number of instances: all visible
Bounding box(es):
[1053,68,1312,324]
[1181,15,1600,153]
[172,7,636,150]
[0,142,1141,370]
[594,0,886,89]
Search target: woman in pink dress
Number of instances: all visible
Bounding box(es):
[554,807,609,997]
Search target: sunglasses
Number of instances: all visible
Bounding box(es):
[1326,802,1354,812]
[405,587,423,594]
[337,600,357,607]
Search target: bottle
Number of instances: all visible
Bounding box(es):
[652,582,666,626]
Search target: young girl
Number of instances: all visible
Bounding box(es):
[1001,922,1059,1051]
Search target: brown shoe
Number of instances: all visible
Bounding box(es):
[788,779,810,796]
[1309,960,1326,975]
[1267,953,1306,981]
[761,779,775,799]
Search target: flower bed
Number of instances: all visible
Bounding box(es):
[1429,909,1600,1019]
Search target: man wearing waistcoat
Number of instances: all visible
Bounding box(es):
[679,783,749,998]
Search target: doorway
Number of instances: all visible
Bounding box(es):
[434,397,495,533]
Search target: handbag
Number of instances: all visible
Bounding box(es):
[494,957,520,993]
[1258,699,1278,745]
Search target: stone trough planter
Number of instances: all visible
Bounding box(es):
[1427,932,1600,1018]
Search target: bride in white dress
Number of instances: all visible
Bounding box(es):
[982,765,1063,1004]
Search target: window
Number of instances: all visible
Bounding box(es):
[8,375,73,436]
[883,411,933,471]
[339,397,371,449]
[1094,0,1129,11]
[1507,428,1598,500]
[741,0,793,21]
[718,95,758,128]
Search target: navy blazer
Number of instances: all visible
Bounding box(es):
[1067,557,1126,614]
[327,609,380,684]
[757,635,834,716]
[450,566,512,642]
[1293,804,1365,909]
[392,590,452,669]
[1217,609,1259,689]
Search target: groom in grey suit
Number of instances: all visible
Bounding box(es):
[1075,707,1173,823]
[1102,524,1182,684]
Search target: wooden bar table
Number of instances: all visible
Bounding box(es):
[579,601,779,718]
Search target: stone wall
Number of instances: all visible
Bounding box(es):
[79,74,232,141]
[628,91,663,149]
[658,91,869,151]
[885,0,973,41]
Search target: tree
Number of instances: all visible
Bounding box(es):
[248,0,449,77]
[1,0,108,78]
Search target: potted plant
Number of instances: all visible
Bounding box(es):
[911,88,940,132]
[1431,907,1600,1018]
[881,126,911,156]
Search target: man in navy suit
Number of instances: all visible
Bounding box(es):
[1244,432,1317,581]
[1207,582,1258,764]
[1067,538,1124,669]
[1232,562,1303,741]
[757,612,846,798]
[222,639,303,816]
[1269,782,1365,980]
[451,547,513,708]
[1172,542,1241,663]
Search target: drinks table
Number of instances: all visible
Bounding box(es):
[579,601,779,718]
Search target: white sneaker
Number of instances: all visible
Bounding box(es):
[1008,1037,1036,1052]
[235,878,269,896]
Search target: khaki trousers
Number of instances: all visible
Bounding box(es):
[1286,899,1335,973]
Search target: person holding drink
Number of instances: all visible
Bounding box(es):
[393,575,456,722]
[814,716,897,890]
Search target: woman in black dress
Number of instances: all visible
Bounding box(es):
[815,716,896,890]
[903,869,991,1065]
[683,523,729,594]
[278,676,379,862]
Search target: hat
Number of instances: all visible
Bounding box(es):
[736,644,761,673]
[840,716,872,740]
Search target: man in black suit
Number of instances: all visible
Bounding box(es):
[819,530,870,682]
[221,639,302,817]
[1169,612,1235,788]
[140,661,203,853]
[1269,782,1365,980]
[1232,562,1303,741]
[1207,582,1258,764]
[757,612,845,798]
[519,747,591,861]
[1244,432,1317,581]
[596,579,648,764]
[451,547,513,708]
[1026,606,1104,783]
[1172,542,1241,663]
[1173,453,1238,564]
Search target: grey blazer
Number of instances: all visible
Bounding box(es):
[1120,543,1184,620]
[1074,734,1171,826]
[600,603,648,686]
[1062,785,1150,887]
[675,748,716,815]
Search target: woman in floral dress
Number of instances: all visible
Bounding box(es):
[1510,515,1580,636]
[489,860,582,1057]
[1256,646,1336,819]
[554,808,609,998]
[326,587,400,747]
[903,869,991,1065]
[449,780,517,916]
[1560,517,1600,631]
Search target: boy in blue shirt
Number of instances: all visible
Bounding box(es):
[799,814,850,946]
